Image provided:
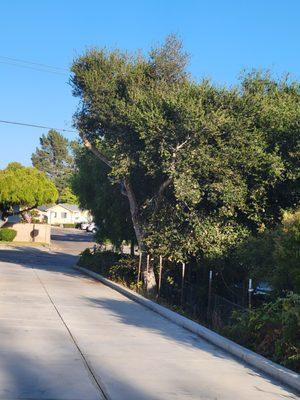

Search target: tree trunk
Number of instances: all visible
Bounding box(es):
[130,239,135,256]
[123,180,157,292]
[81,136,157,292]
[123,178,144,251]
[145,264,157,293]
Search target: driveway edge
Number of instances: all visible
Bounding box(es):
[75,265,300,393]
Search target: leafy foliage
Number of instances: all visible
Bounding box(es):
[223,293,300,372]
[0,228,17,241]
[60,187,78,204]
[72,147,135,247]
[235,208,300,294]
[0,163,58,219]
[71,36,300,262]
[78,249,137,287]
[31,130,75,197]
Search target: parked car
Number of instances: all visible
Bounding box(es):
[254,282,273,296]
[86,222,99,234]
[80,222,90,230]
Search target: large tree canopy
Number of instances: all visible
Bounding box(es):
[71,36,300,272]
[31,129,75,198]
[0,162,58,220]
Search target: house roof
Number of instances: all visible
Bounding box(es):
[37,204,54,212]
[59,203,81,212]
[38,203,81,213]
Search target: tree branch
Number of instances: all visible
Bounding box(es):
[80,132,112,168]
[1,204,39,221]
[80,131,144,248]
[157,177,173,199]
[152,137,190,204]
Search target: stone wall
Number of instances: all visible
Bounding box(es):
[5,223,51,244]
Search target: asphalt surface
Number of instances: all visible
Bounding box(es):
[0,228,298,399]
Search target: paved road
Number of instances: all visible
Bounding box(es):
[0,229,298,399]
[51,227,97,254]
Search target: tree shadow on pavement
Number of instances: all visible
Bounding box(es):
[0,245,297,399]
[0,246,83,277]
[83,297,298,399]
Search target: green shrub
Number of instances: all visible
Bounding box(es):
[235,208,300,295]
[78,249,138,287]
[223,293,300,372]
[0,228,17,242]
[63,223,76,228]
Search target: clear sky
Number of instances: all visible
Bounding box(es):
[1,0,299,168]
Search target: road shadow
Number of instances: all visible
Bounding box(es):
[0,245,298,398]
[0,340,157,400]
[51,232,95,242]
[83,297,298,398]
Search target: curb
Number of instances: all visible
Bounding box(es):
[76,265,300,393]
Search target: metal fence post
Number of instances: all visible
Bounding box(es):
[207,270,213,320]
[146,254,150,287]
[137,251,142,285]
[248,278,253,309]
[181,262,186,306]
[158,255,163,295]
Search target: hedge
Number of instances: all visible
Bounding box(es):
[0,228,17,242]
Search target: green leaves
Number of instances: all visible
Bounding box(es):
[31,129,75,197]
[0,163,58,215]
[71,37,300,262]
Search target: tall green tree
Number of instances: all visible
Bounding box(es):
[31,129,74,198]
[0,163,58,220]
[72,147,136,250]
[60,187,79,204]
[71,36,300,290]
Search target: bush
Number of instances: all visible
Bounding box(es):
[0,228,17,242]
[235,208,300,295]
[78,249,138,287]
[63,223,76,228]
[223,293,300,372]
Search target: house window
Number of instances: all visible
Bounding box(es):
[61,212,67,219]
[51,212,57,218]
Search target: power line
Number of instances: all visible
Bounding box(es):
[0,60,67,76]
[0,119,76,133]
[0,55,68,72]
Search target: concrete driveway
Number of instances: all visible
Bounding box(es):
[0,229,298,399]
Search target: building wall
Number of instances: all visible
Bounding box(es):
[5,223,51,244]
[45,205,89,225]
[46,205,74,224]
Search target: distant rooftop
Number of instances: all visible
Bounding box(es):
[37,203,81,212]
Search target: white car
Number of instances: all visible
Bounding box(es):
[86,222,98,234]
[80,222,90,230]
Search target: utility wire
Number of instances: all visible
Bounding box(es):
[0,55,68,72]
[0,60,68,76]
[0,119,76,133]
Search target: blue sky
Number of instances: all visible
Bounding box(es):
[1,0,299,168]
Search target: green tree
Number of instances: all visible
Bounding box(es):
[0,163,58,220]
[72,147,136,251]
[31,129,74,197]
[60,187,79,204]
[235,208,300,294]
[273,210,300,293]
[71,36,300,290]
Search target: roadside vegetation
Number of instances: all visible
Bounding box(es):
[0,228,17,242]
[0,162,58,222]
[70,35,299,371]
[31,129,78,203]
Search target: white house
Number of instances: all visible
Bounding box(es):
[37,204,91,225]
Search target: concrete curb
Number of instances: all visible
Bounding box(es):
[76,265,300,393]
